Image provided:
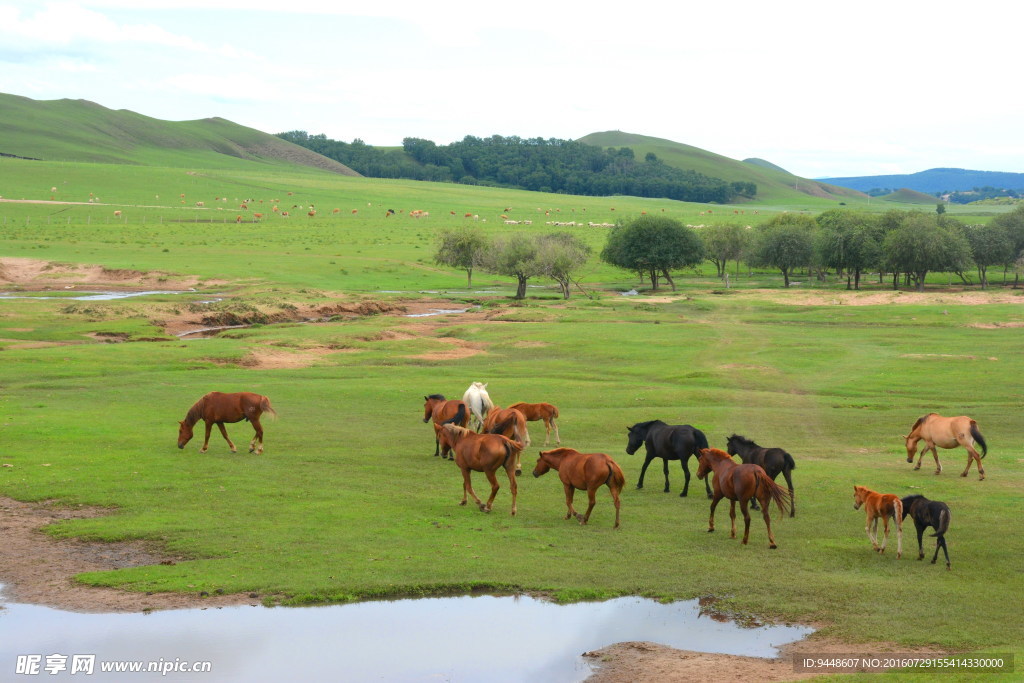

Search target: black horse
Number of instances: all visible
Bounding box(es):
[625,420,711,498]
[900,494,952,569]
[725,434,796,517]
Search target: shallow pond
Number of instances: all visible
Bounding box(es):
[0,290,190,301]
[0,590,812,682]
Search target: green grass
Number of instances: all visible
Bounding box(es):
[1,157,1022,680]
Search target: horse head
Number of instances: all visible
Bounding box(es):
[695,449,712,479]
[177,420,194,449]
[532,454,552,478]
[624,425,644,454]
[903,434,918,462]
[423,395,443,423]
[852,485,866,510]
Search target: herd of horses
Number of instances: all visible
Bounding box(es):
[176,389,986,568]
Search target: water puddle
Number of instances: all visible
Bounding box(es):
[0,290,191,301]
[0,590,812,682]
[404,307,477,318]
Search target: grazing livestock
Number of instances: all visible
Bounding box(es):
[725,434,796,516]
[852,485,903,559]
[904,413,987,480]
[483,405,530,473]
[697,448,791,549]
[422,394,469,458]
[113,210,122,217]
[533,448,625,528]
[901,494,952,569]
[177,392,276,455]
[462,382,494,431]
[625,420,711,498]
[507,402,560,446]
[443,424,522,516]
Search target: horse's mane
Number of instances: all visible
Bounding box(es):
[443,424,472,436]
[632,419,666,429]
[902,493,925,505]
[426,393,446,401]
[728,434,757,448]
[910,414,931,431]
[184,398,205,426]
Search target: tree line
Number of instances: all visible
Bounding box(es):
[434,206,1024,297]
[277,131,755,203]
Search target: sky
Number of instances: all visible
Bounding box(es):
[1,0,1021,179]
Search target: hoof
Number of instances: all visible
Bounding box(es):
[707,528,714,533]
[459,501,467,506]
[769,544,777,549]
[946,564,951,570]
[635,484,643,489]
[575,514,586,525]
[678,492,686,497]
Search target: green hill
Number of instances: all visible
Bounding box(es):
[0,92,359,175]
[879,187,942,204]
[577,131,866,204]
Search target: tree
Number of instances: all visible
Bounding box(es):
[750,214,817,287]
[600,216,704,291]
[990,204,1024,286]
[815,210,881,290]
[881,213,972,291]
[534,232,592,299]
[964,223,1013,289]
[478,233,540,299]
[434,227,489,287]
[700,222,748,278]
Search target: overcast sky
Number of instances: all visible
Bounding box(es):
[1,0,1020,179]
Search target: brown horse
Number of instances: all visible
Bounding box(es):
[533,448,624,528]
[853,485,903,558]
[696,448,791,549]
[177,392,276,454]
[904,413,987,480]
[507,402,560,445]
[423,394,469,458]
[442,425,523,515]
[483,405,530,474]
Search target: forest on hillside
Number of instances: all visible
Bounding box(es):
[276,131,756,203]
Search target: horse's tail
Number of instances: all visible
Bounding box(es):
[607,458,626,491]
[893,497,903,526]
[756,469,791,517]
[489,414,514,435]
[931,506,951,537]
[694,428,709,451]
[501,435,524,466]
[443,403,467,426]
[970,421,987,458]
[783,450,796,471]
[550,404,560,419]
[261,396,278,419]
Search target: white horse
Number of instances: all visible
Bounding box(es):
[462,382,494,431]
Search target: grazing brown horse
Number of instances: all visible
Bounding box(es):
[423,394,469,458]
[442,425,523,515]
[853,485,902,559]
[483,405,530,474]
[696,448,791,549]
[533,448,624,528]
[507,402,560,446]
[177,392,276,454]
[904,413,987,480]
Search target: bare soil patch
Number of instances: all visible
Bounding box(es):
[0,257,198,291]
[0,497,257,613]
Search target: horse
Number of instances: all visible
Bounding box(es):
[852,485,903,559]
[177,391,276,454]
[441,424,523,516]
[507,402,561,445]
[625,420,711,498]
[483,405,530,474]
[904,413,987,480]
[462,382,494,431]
[725,434,796,517]
[422,394,469,458]
[533,448,625,528]
[696,448,791,549]
[901,494,952,569]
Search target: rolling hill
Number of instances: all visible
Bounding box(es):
[577,131,867,203]
[0,92,359,175]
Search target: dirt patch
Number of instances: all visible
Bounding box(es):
[0,497,258,613]
[585,636,953,682]
[407,335,486,361]
[0,257,198,291]
[969,321,1024,329]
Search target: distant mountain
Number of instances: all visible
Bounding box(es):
[0,92,359,175]
[578,132,865,203]
[819,168,1024,194]
[878,188,940,205]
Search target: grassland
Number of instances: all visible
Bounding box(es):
[1,158,1022,680]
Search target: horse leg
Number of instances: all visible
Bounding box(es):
[662,458,671,493]
[249,416,263,454]
[707,494,722,533]
[460,469,480,508]
[739,499,752,545]
[916,524,926,560]
[929,443,942,475]
[551,417,560,445]
[506,465,518,517]
[610,483,621,529]
[935,535,951,569]
[199,421,213,453]
[878,516,889,554]
[541,418,550,446]
[729,500,737,539]
[895,516,902,559]
[563,483,577,520]
[481,469,500,513]
[577,486,598,525]
[760,495,778,549]
[962,445,983,480]
[866,516,879,551]
[215,423,236,452]
[636,455,655,490]
[678,459,690,497]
